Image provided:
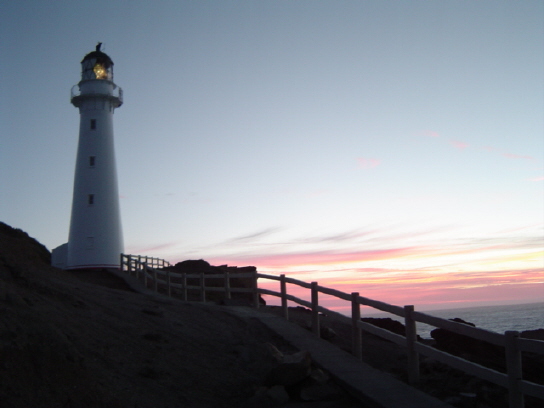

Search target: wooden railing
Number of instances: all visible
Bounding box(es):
[118,254,543,408]
[119,254,259,304]
[258,273,544,408]
[121,254,171,270]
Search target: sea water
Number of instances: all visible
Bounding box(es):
[413,302,544,338]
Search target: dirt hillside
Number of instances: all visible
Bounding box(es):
[0,223,299,408]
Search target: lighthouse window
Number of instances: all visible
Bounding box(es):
[88,194,94,205]
[89,156,96,167]
[90,119,96,130]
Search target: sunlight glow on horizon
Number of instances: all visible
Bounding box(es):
[197,223,544,309]
[128,221,543,311]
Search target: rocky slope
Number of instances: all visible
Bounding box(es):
[0,223,304,407]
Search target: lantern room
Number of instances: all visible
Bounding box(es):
[80,43,114,81]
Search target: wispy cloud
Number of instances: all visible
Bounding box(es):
[298,229,376,244]
[167,222,543,308]
[259,265,544,309]
[419,130,441,138]
[228,227,282,243]
[127,242,179,255]
[304,267,544,308]
[483,145,539,164]
[357,158,381,169]
[529,176,544,182]
[450,140,469,150]
[502,153,535,160]
[213,246,425,268]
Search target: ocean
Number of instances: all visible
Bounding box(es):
[410,302,544,338]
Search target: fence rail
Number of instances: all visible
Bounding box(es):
[119,254,544,408]
[119,254,258,304]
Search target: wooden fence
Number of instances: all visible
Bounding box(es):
[122,254,171,270]
[119,254,544,408]
[119,254,259,304]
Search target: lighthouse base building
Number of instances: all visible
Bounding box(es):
[52,45,124,270]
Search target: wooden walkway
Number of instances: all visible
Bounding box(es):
[227,306,454,408]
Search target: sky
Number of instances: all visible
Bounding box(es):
[1,1,543,311]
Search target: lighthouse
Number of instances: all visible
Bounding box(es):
[52,44,124,270]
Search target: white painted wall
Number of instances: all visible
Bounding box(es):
[66,74,124,269]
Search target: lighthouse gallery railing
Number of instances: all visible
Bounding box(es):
[70,83,123,104]
[120,253,544,408]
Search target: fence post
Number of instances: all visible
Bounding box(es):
[252,271,260,308]
[200,273,206,303]
[351,292,362,360]
[143,262,148,288]
[182,273,187,301]
[505,331,524,408]
[311,282,320,338]
[153,268,157,292]
[280,274,288,320]
[119,253,123,271]
[167,270,171,297]
[404,305,420,384]
[127,255,133,276]
[224,271,231,300]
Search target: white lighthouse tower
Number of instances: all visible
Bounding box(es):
[52,44,124,270]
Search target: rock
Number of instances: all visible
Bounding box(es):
[298,368,341,402]
[248,385,290,408]
[361,317,407,336]
[430,318,504,372]
[266,385,290,405]
[300,381,344,402]
[264,351,312,387]
[320,326,337,340]
[309,368,330,384]
[430,318,478,354]
[171,259,211,272]
[264,342,284,363]
[521,328,544,341]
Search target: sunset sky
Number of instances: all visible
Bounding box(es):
[1,1,542,310]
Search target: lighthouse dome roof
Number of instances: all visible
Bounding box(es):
[81,50,113,66]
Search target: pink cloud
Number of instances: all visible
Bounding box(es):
[483,145,536,162]
[421,130,440,138]
[529,176,544,182]
[210,247,424,269]
[502,153,535,160]
[357,158,381,169]
[260,268,544,311]
[206,233,542,271]
[450,140,469,150]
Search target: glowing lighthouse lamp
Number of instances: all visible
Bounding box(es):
[52,44,124,270]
